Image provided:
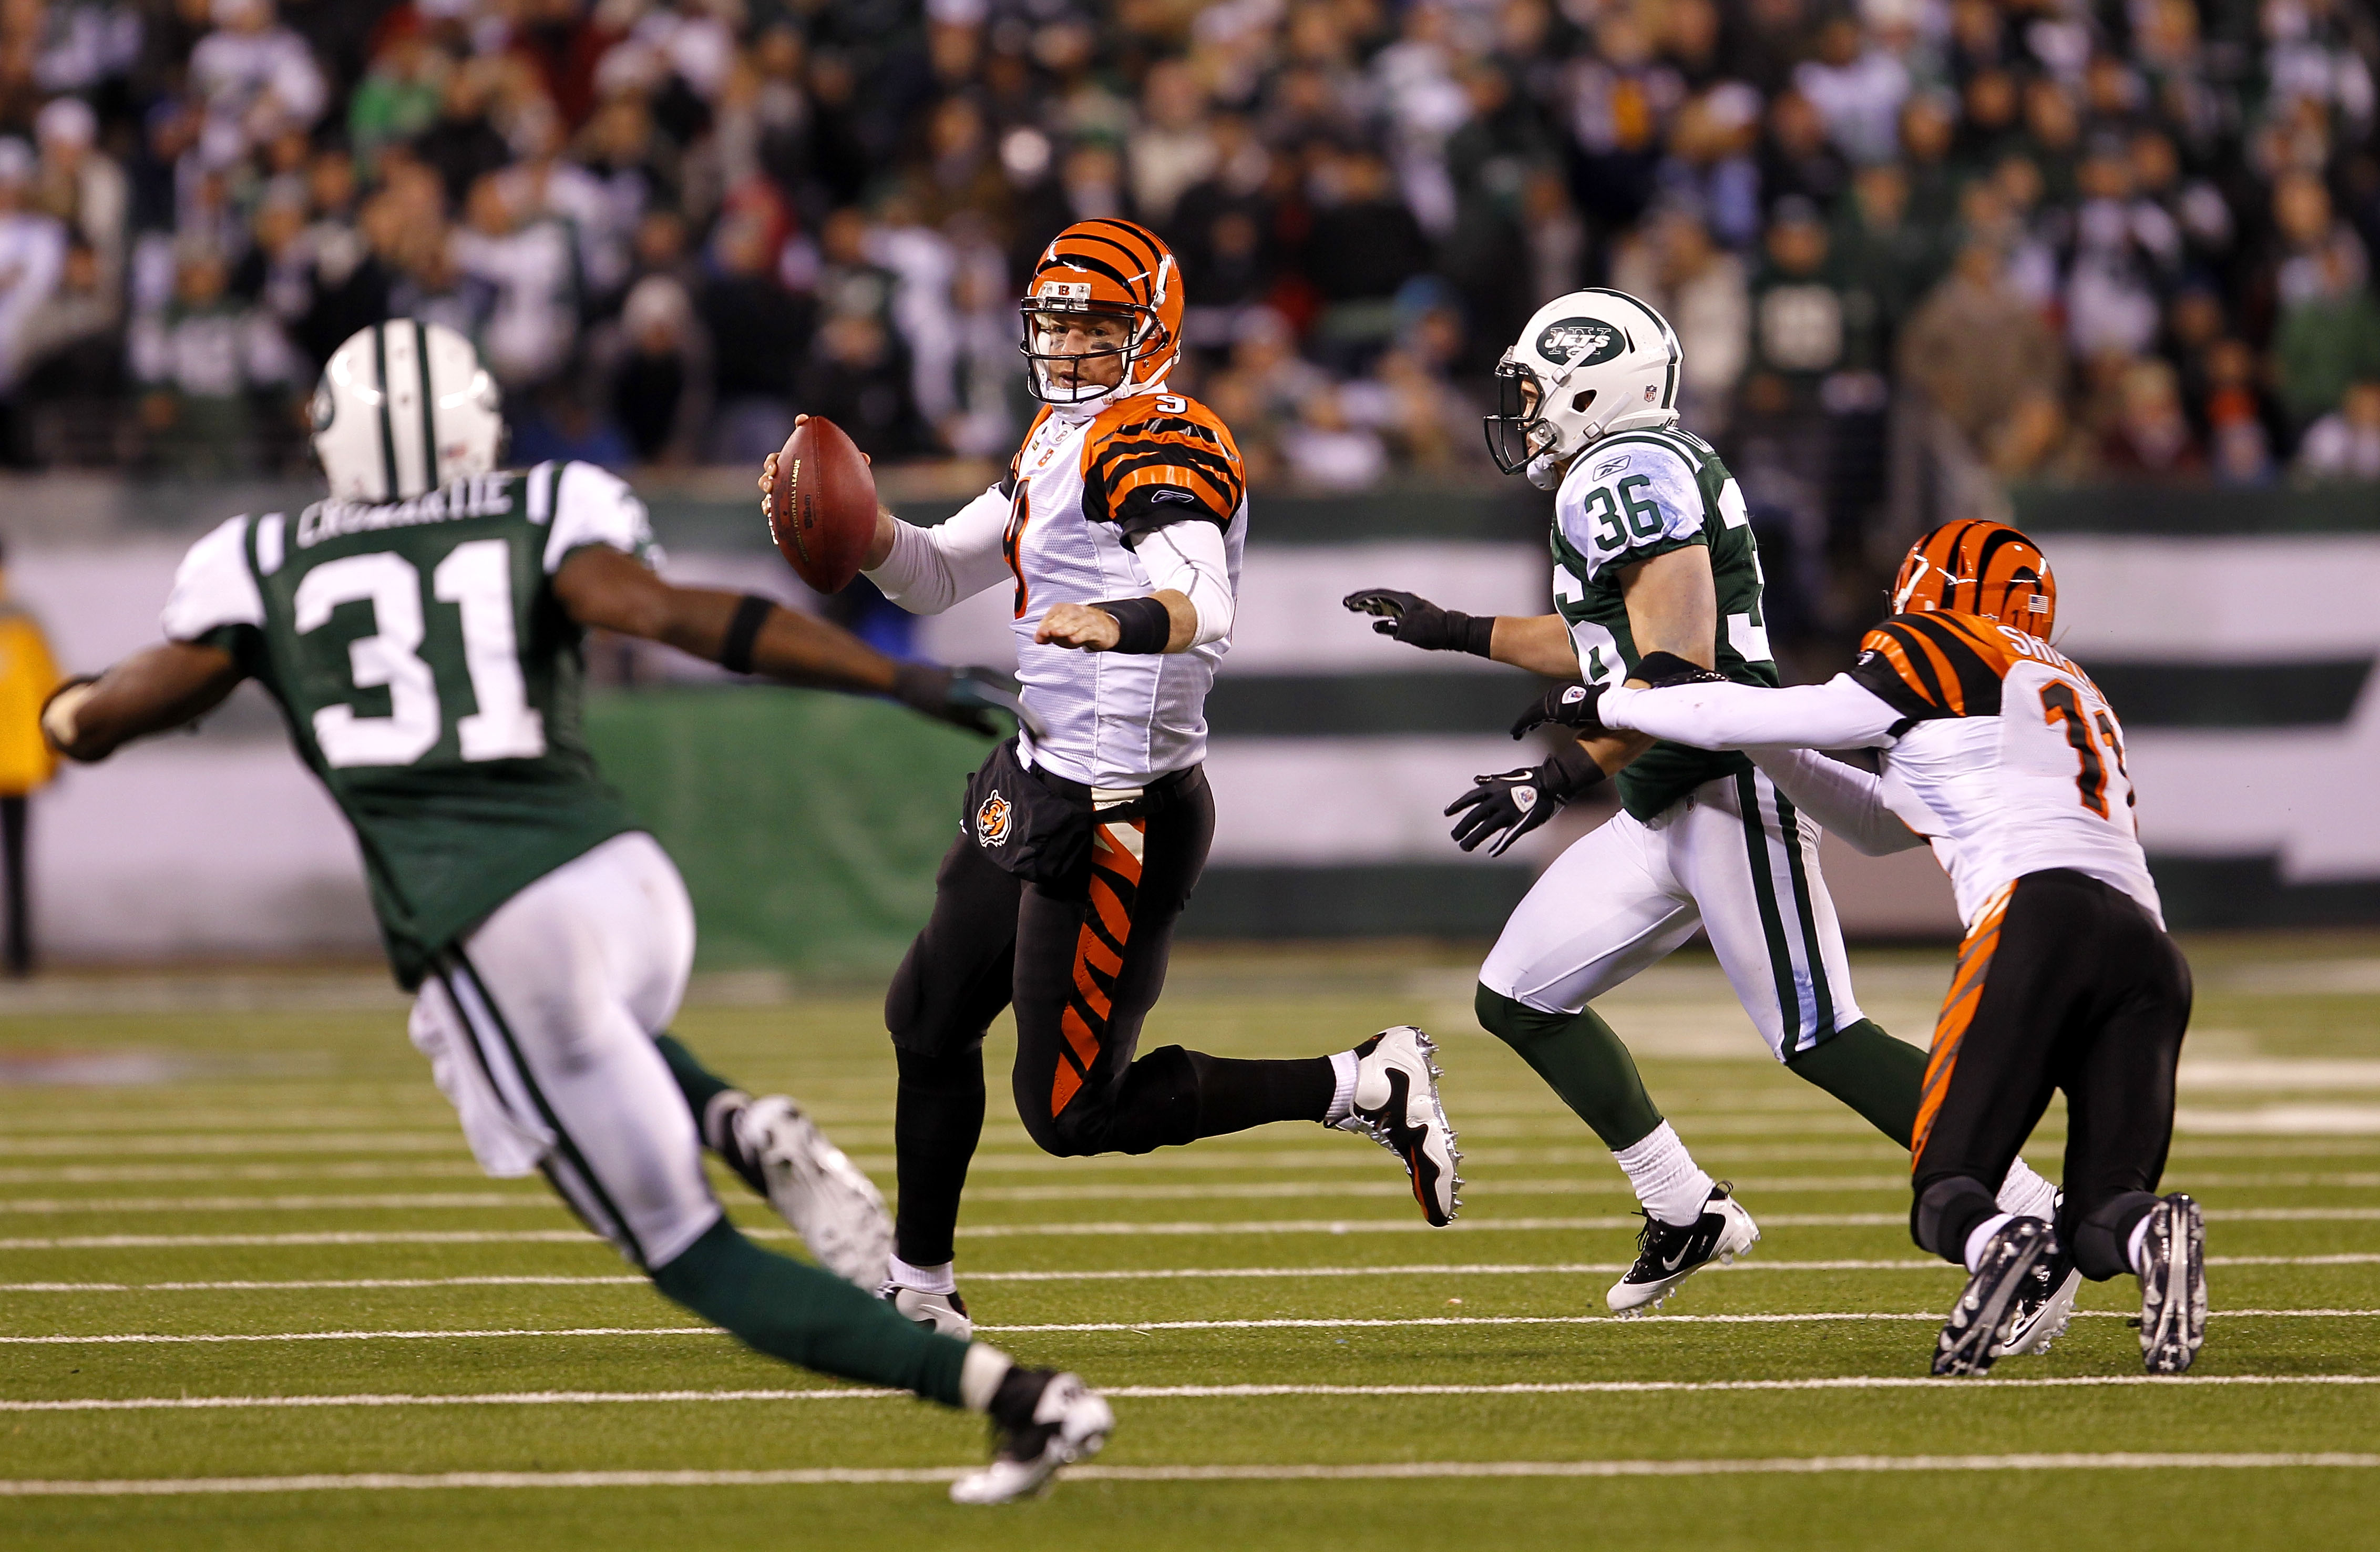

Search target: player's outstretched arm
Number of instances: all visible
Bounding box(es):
[1341,589,1582,678]
[43,643,245,763]
[552,546,1031,737]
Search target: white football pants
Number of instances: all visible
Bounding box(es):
[407,831,721,1269]
[1480,768,1864,1061]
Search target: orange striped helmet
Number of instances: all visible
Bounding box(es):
[1890,520,2057,639]
[1019,218,1183,407]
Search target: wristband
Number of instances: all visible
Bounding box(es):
[1448,611,1496,658]
[1632,650,1725,687]
[1090,596,1171,654]
[719,594,776,675]
[1543,738,1607,800]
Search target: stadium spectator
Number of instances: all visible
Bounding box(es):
[2296,379,2380,480]
[0,139,66,466]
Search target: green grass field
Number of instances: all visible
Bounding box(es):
[2,938,2376,1550]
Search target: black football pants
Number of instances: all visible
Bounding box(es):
[885,767,1331,1267]
[1910,869,2193,1281]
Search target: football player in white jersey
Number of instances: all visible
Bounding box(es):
[1345,290,2063,1324]
[763,218,1461,1336]
[44,321,1112,1503]
[1571,519,2203,1376]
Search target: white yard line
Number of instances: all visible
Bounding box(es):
[8,1375,2378,1414]
[4,1310,2373,1345]
[5,1206,2374,1252]
[2,1454,2375,1495]
[4,1252,2371,1295]
[0,1193,556,1214]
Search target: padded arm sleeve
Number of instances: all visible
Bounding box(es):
[1749,748,1928,855]
[1600,673,1906,751]
[1132,519,1234,648]
[863,484,1012,615]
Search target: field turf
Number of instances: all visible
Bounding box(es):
[2,938,2376,1549]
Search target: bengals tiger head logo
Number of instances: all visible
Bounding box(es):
[976,790,1011,847]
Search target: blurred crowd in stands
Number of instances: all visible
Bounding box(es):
[0,0,2376,579]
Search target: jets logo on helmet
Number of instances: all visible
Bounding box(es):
[1486,289,1683,489]
[1890,520,2058,640]
[311,321,504,503]
[1019,218,1184,410]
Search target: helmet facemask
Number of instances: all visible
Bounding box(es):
[1019,292,1167,408]
[1486,353,1599,489]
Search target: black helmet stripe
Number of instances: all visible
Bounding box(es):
[371,323,398,501]
[1032,250,1139,294]
[413,320,439,492]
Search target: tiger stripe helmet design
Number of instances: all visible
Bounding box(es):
[1890,520,2057,640]
[1020,218,1184,410]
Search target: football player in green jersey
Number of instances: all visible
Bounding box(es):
[40,321,1112,1504]
[1344,290,2067,1337]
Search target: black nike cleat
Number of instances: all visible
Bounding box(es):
[1606,1182,1760,1314]
[2001,1206,2081,1359]
[1935,1216,2057,1377]
[2138,1193,2207,1374]
[1333,1025,1461,1226]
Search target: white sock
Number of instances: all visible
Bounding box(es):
[1612,1121,1716,1227]
[1995,1157,2058,1220]
[2126,1214,2153,1275]
[1321,1048,1359,1127]
[702,1089,752,1155]
[888,1253,956,1295]
[958,1344,1012,1413]
[1964,1211,2016,1272]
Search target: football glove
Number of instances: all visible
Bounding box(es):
[1630,650,1729,688]
[1509,681,1610,739]
[892,664,1047,741]
[40,676,99,755]
[1445,740,1606,857]
[1341,589,1496,656]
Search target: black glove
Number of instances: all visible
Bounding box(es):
[1342,589,1496,656]
[892,663,1048,740]
[1509,681,1610,739]
[1444,740,1607,857]
[1631,650,1729,688]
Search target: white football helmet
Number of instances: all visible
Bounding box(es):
[310,320,504,502]
[1485,290,1683,488]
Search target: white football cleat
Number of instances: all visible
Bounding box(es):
[732,1095,891,1289]
[1333,1025,1461,1226]
[877,1280,972,1339]
[950,1369,1114,1505]
[2138,1192,2207,1374]
[1606,1183,1759,1314]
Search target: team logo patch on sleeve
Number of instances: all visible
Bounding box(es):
[1534,318,1626,366]
[976,791,1011,847]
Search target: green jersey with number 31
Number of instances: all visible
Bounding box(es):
[161,460,651,986]
[1546,425,1779,820]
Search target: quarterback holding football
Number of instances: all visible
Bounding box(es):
[765,218,1463,1337]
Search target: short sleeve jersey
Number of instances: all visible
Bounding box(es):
[1547,426,1779,820]
[996,392,1247,785]
[161,461,652,987]
[1847,610,2162,927]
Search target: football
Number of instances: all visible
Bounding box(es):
[767,415,877,594]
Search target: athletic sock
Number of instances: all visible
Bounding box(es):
[1321,1049,1358,1126]
[888,1253,956,1295]
[1783,1019,1924,1146]
[650,1217,970,1406]
[1474,985,1663,1150]
[1184,1051,1336,1137]
[654,1034,765,1194]
[1612,1121,1718,1227]
[959,1344,1014,1413]
[1995,1157,2058,1220]
[2126,1214,2153,1275]
[1964,1211,2017,1273]
[893,1045,985,1269]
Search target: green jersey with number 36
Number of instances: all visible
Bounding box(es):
[161,460,651,986]
[1546,425,1779,820]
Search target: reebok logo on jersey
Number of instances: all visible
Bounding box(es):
[1593,455,1631,481]
[1150,488,1196,504]
[976,791,1011,847]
